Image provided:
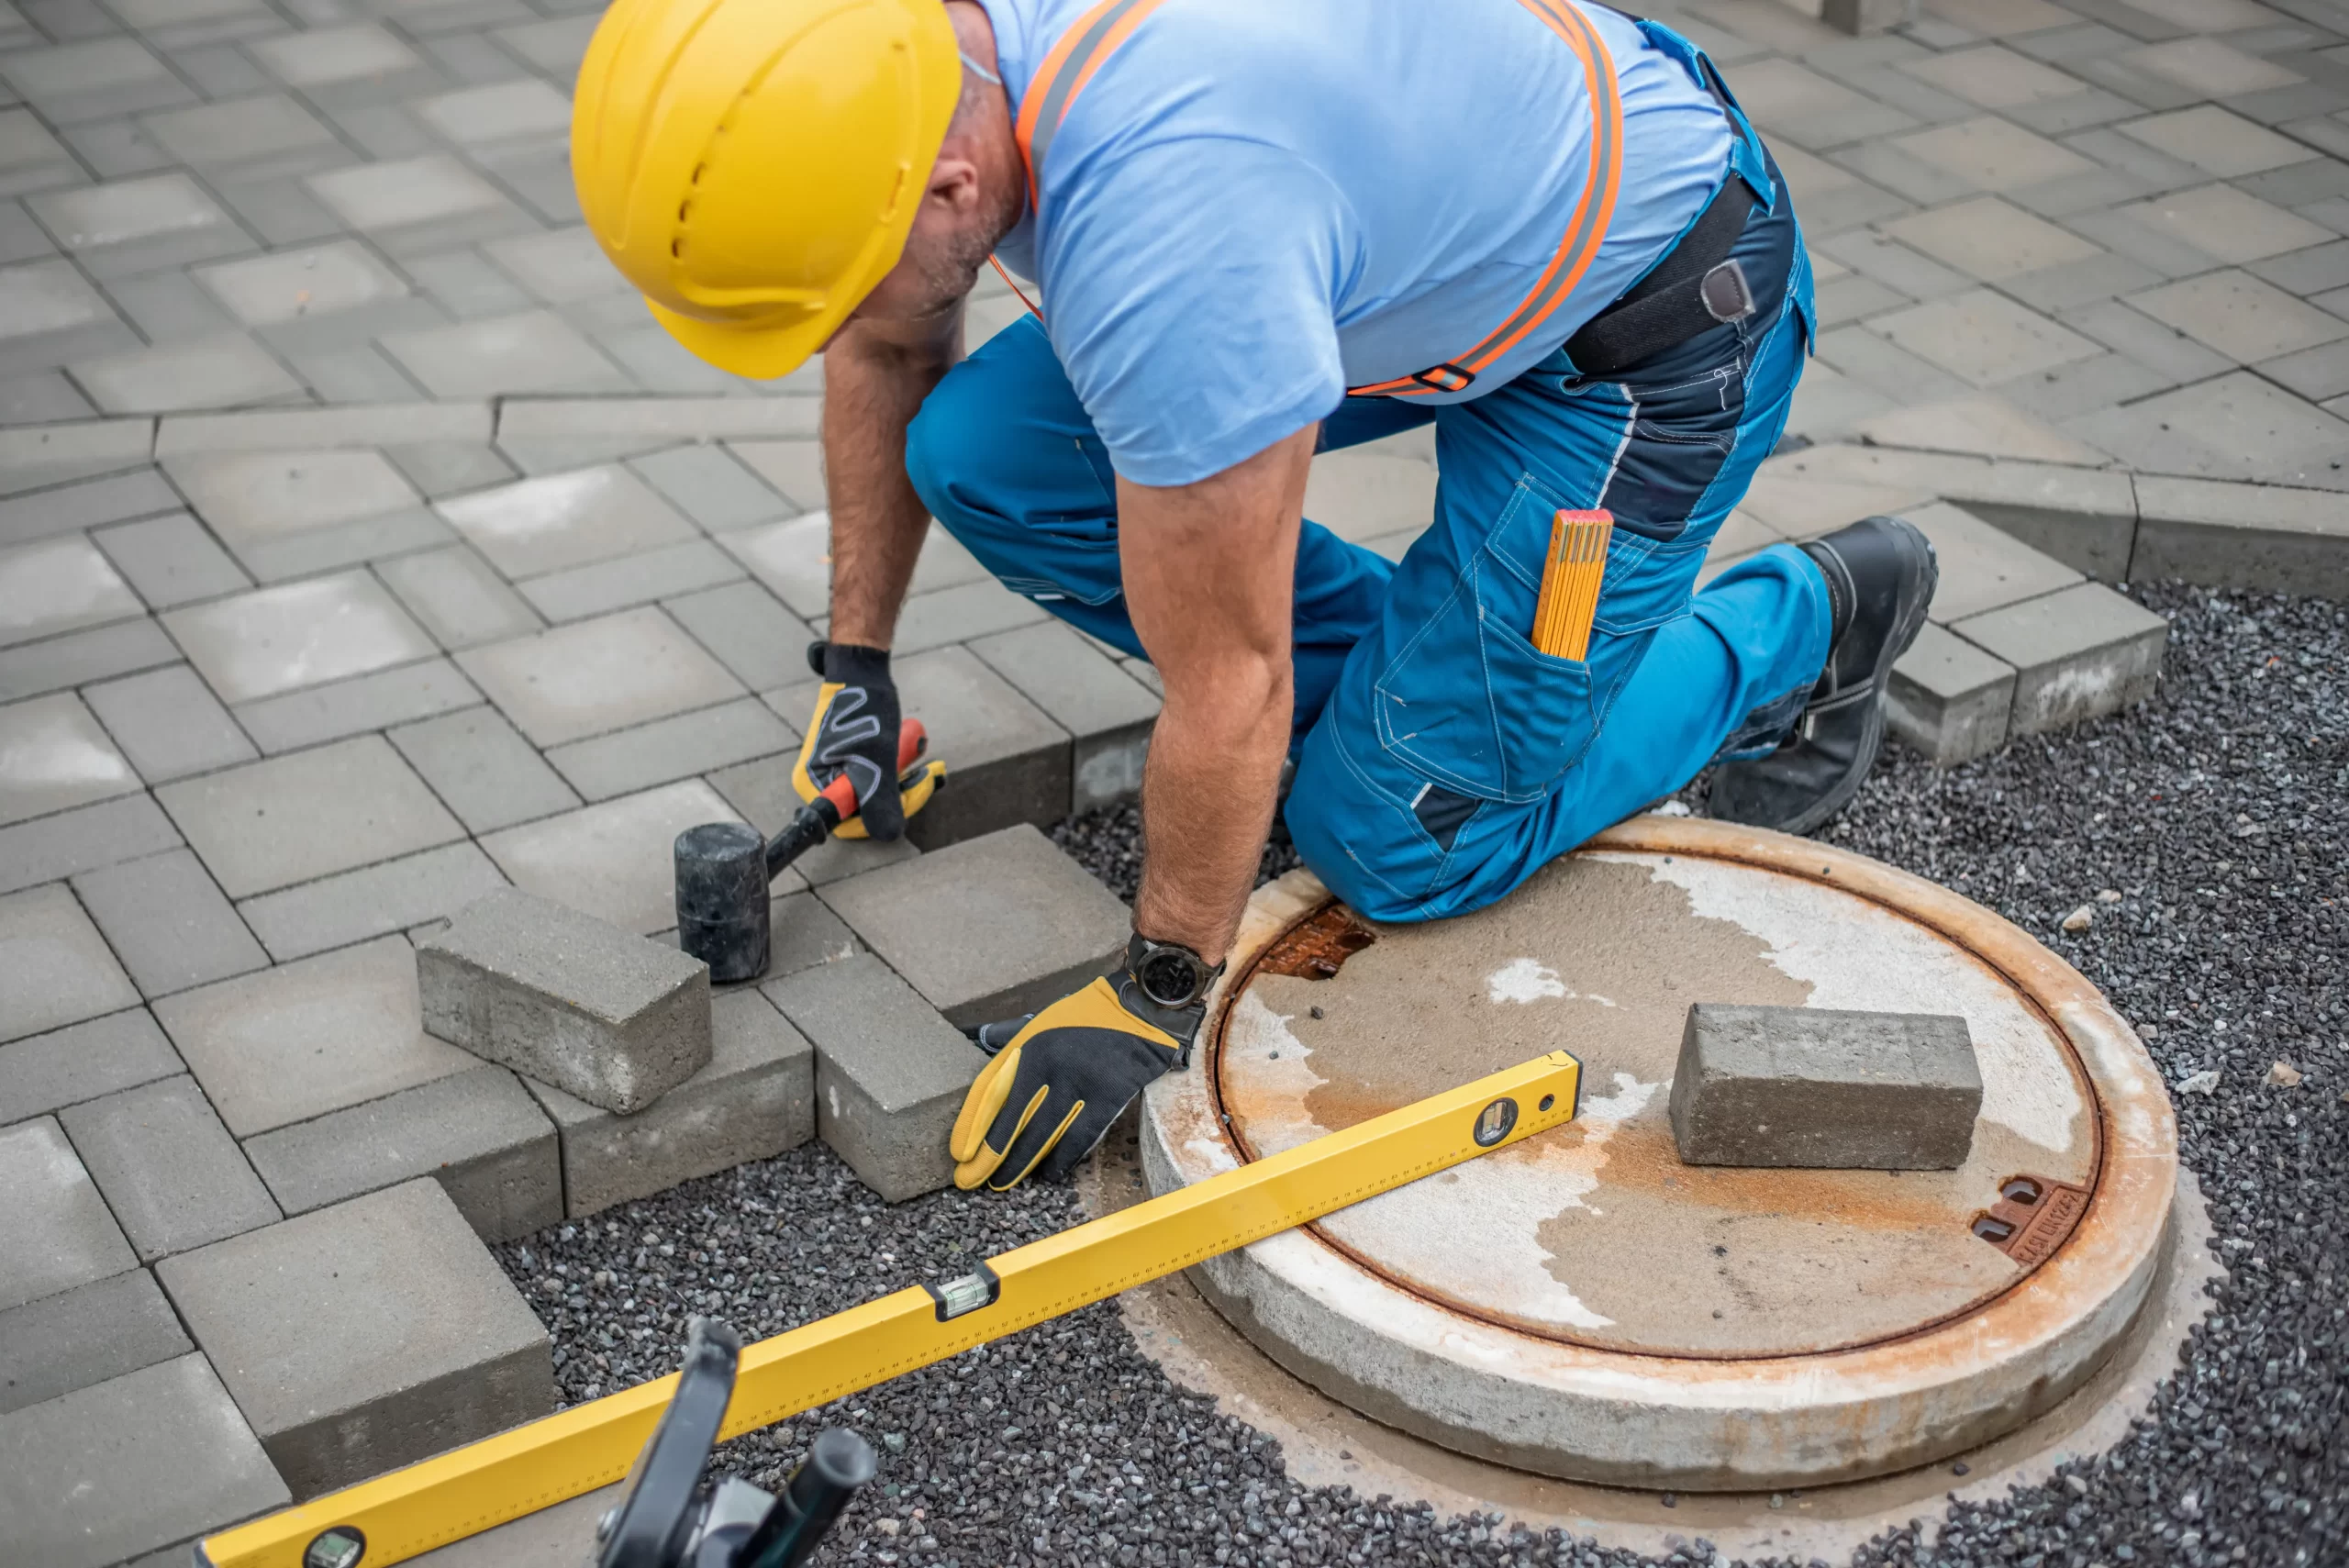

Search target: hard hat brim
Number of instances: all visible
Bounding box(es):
[647,295,839,382]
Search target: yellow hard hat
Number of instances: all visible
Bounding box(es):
[572,0,961,380]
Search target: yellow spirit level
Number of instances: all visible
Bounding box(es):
[201,1051,1583,1568]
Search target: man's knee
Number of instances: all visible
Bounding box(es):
[903,360,998,523]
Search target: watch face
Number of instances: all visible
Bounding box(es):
[1137,948,1202,1006]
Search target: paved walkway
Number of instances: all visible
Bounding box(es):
[4,0,2349,1561]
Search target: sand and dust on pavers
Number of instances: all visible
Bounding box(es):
[495,584,2343,1568]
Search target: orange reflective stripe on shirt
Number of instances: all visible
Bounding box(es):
[1008,0,1626,400]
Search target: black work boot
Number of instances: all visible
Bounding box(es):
[1706,515,1937,836]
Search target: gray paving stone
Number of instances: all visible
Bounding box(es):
[2128,266,2349,362]
[72,848,264,996]
[83,664,256,782]
[728,437,825,511]
[306,153,530,255]
[0,1115,136,1309]
[70,332,303,416]
[29,173,251,278]
[138,94,343,180]
[156,732,462,897]
[0,883,139,1044]
[1870,286,2102,385]
[0,690,139,825]
[384,307,629,397]
[420,886,711,1113]
[818,824,1128,1030]
[158,1178,556,1498]
[2131,473,2349,595]
[0,369,96,425]
[764,952,985,1203]
[239,840,507,962]
[969,620,1159,814]
[629,442,791,531]
[718,508,830,618]
[0,106,79,198]
[61,1074,279,1260]
[545,695,792,802]
[0,790,179,895]
[1901,500,2087,623]
[407,1485,616,1567]
[0,608,177,701]
[0,532,139,650]
[484,224,623,306]
[388,439,519,498]
[1950,581,2169,735]
[154,933,476,1136]
[106,269,248,347]
[167,447,446,581]
[377,541,543,650]
[0,1006,179,1124]
[211,170,346,248]
[2065,369,2349,486]
[480,777,773,935]
[0,466,182,546]
[163,569,438,704]
[1668,1003,1982,1170]
[2059,295,2237,384]
[233,655,475,753]
[892,643,1072,848]
[458,605,743,747]
[195,238,411,328]
[892,576,1052,655]
[417,76,568,144]
[0,1266,189,1415]
[494,395,818,473]
[389,703,578,832]
[494,11,596,79]
[157,401,491,455]
[437,462,698,579]
[0,1354,288,1568]
[243,1063,559,1240]
[249,21,423,87]
[0,260,137,379]
[0,38,195,124]
[0,415,151,495]
[520,538,742,622]
[525,988,813,1217]
[758,888,862,979]
[2116,101,2316,175]
[404,246,535,318]
[664,578,814,689]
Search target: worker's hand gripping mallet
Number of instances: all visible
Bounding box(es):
[674,722,942,984]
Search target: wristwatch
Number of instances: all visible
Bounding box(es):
[1125,931,1224,1011]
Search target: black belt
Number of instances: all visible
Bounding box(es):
[1563,169,1758,378]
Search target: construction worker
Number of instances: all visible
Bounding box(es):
[576,0,1938,1194]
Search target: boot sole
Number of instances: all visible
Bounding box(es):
[1769,517,1938,837]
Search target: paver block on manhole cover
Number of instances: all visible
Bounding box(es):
[418,887,711,1114]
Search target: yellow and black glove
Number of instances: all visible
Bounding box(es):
[950,967,1206,1191]
[792,641,937,840]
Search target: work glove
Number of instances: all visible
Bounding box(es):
[792,641,935,841]
[950,972,1204,1191]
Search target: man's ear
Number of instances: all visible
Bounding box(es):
[926,151,983,216]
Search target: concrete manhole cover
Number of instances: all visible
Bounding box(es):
[1141,817,2176,1489]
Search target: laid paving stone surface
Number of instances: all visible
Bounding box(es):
[0,882,140,1044]
[819,824,1130,1030]
[0,1353,288,1568]
[1889,619,2019,765]
[0,1114,137,1311]
[243,1064,560,1242]
[0,1265,190,1416]
[158,1178,556,1498]
[1949,580,2171,735]
[524,988,814,1218]
[60,1073,279,1261]
[81,663,258,784]
[162,570,438,706]
[71,846,267,996]
[969,619,1160,815]
[480,776,771,935]
[457,604,743,748]
[0,1006,183,1125]
[420,886,711,1113]
[0,689,140,827]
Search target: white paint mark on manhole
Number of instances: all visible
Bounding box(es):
[1486,958,1620,1008]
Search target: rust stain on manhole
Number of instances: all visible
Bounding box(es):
[1254,904,1375,980]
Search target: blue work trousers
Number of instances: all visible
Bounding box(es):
[906,156,1832,923]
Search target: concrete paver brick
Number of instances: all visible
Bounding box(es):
[630,442,791,530]
[0,106,80,199]
[458,604,743,747]
[0,791,181,896]
[405,248,536,319]
[2064,369,2349,487]
[0,260,137,380]
[484,225,629,305]
[1882,194,2103,281]
[0,616,178,701]
[891,643,1072,848]
[519,537,742,623]
[0,1354,288,1568]
[1904,500,2086,623]
[2115,103,2315,177]
[237,839,508,962]
[1302,450,1436,544]
[384,307,629,397]
[719,509,832,618]
[72,847,265,995]
[2123,36,2301,95]
[0,1266,189,1415]
[29,173,250,278]
[69,332,303,416]
[664,578,815,690]
[764,952,985,1203]
[420,886,712,1113]
[494,11,598,79]
[2059,295,2237,384]
[61,1074,279,1260]
[166,448,430,581]
[90,513,252,608]
[417,77,569,144]
[1668,1003,1982,1169]
[158,1178,556,1498]
[1851,393,2110,467]
[1892,115,2099,192]
[0,1115,137,1308]
[0,883,140,1044]
[377,541,543,650]
[1897,42,2095,108]
[243,1063,559,1240]
[406,1485,616,1567]
[0,467,184,549]
[757,888,861,979]
[2131,473,2349,595]
[2127,268,2349,363]
[2261,338,2349,403]
[249,22,422,86]
[390,703,580,832]
[0,38,195,125]
[233,655,479,753]
[1869,286,2102,385]
[138,94,343,180]
[0,1006,181,1124]
[546,695,792,802]
[0,415,152,495]
[892,576,1051,655]
[2118,181,2334,266]
[306,153,526,253]
[154,932,476,1136]
[72,680,243,806]
[155,732,462,896]
[163,569,437,704]
[437,462,697,579]
[0,533,141,646]
[0,690,139,826]
[525,988,813,1217]
[728,437,825,512]
[820,823,1128,1029]
[481,776,769,935]
[969,619,1158,813]
[156,402,493,456]
[1951,581,2169,735]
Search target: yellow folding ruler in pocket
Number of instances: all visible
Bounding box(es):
[1531,508,1614,662]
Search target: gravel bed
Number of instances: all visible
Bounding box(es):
[495,582,2342,1568]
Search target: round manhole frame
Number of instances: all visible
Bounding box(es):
[1140,816,2179,1489]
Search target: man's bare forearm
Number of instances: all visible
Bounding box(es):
[820,310,962,649]
[1122,427,1317,964]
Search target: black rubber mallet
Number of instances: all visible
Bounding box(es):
[674,721,937,984]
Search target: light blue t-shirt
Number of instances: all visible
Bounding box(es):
[976,0,1735,487]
